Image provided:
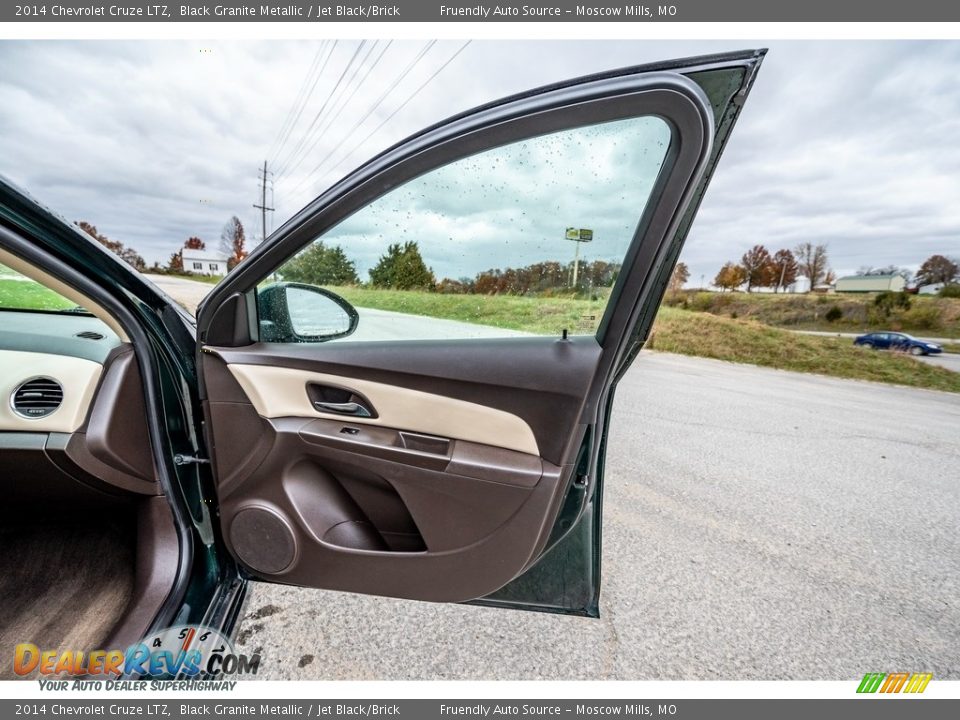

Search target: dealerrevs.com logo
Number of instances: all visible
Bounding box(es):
[14,625,260,678]
[856,672,933,694]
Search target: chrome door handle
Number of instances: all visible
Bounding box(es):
[313,401,372,418]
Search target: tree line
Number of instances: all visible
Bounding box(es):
[282,240,622,295]
[709,243,828,293]
[75,216,250,275]
[705,243,960,292]
[74,218,960,298]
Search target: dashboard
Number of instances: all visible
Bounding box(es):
[0,310,121,433]
[0,308,158,498]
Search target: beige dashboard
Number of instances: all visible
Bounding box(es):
[0,350,102,433]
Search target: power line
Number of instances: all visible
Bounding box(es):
[274,40,369,179]
[270,42,339,169]
[283,40,436,201]
[271,41,342,174]
[265,41,329,166]
[287,40,470,207]
[307,40,471,190]
[278,39,392,183]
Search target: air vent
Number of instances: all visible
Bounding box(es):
[11,378,64,419]
[75,330,105,341]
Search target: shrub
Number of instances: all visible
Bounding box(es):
[900,304,942,330]
[825,305,843,322]
[939,284,960,298]
[688,292,716,313]
[874,291,912,316]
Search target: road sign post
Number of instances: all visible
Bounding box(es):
[565,227,593,289]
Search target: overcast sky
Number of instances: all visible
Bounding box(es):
[1,40,959,285]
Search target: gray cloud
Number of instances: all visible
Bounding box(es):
[1,40,958,286]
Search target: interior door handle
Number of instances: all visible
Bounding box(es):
[313,400,372,418]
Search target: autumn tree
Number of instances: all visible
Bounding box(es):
[668,262,690,292]
[281,242,359,286]
[220,217,247,270]
[75,221,146,271]
[470,260,620,296]
[770,249,798,292]
[794,242,829,292]
[915,254,959,286]
[368,241,435,290]
[740,245,774,292]
[167,251,183,272]
[714,262,746,292]
[184,236,206,250]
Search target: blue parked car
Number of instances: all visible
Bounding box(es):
[853,332,943,355]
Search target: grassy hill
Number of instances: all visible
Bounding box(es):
[662,290,960,338]
[649,307,960,393]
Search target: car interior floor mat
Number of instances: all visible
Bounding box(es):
[0,520,135,679]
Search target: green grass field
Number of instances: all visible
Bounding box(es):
[329,285,609,336]
[0,276,75,312]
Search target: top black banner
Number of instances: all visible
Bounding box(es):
[5,0,960,22]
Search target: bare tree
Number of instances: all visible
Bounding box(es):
[794,242,829,292]
[668,262,690,292]
[220,216,248,271]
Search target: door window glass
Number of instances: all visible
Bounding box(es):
[264,115,671,342]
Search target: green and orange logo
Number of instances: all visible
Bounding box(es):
[857,672,932,694]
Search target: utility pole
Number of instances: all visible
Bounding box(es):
[253,160,275,245]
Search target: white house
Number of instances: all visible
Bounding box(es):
[918,282,945,295]
[182,250,228,276]
[834,274,906,293]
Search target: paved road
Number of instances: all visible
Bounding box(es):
[143,273,216,313]
[921,352,960,372]
[790,329,959,371]
[234,353,960,680]
[792,329,955,344]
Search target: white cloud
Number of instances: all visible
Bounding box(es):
[1,39,958,285]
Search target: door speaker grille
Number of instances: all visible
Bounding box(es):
[229,507,296,575]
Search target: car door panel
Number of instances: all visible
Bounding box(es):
[198,50,765,612]
[206,336,602,465]
[201,337,595,602]
[205,358,563,601]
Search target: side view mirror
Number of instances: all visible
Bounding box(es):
[258,282,359,343]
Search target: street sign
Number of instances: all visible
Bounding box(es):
[565,227,593,242]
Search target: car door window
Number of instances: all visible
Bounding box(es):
[261,115,672,342]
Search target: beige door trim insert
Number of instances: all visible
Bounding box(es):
[226,363,540,457]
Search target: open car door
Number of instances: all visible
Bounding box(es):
[197,50,765,617]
